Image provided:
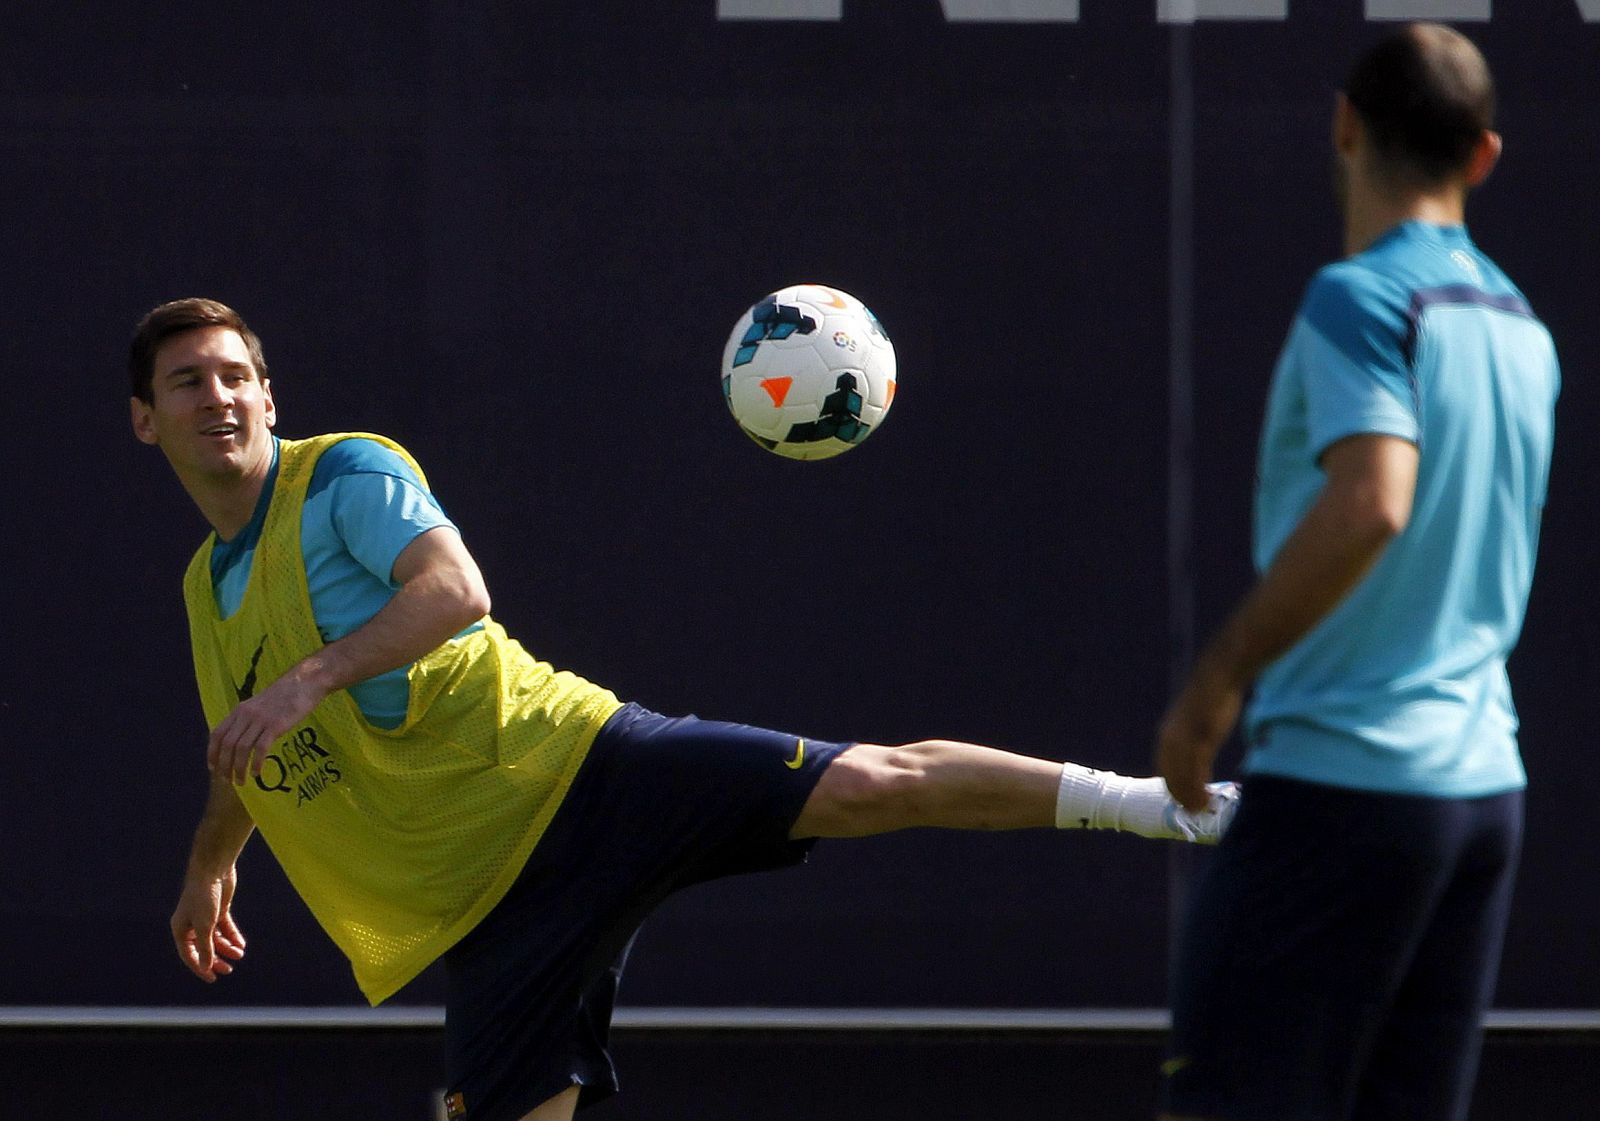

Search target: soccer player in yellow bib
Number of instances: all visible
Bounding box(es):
[132,298,1237,1121]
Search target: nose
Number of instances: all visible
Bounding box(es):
[198,372,233,407]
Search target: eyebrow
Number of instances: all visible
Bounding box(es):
[162,361,254,381]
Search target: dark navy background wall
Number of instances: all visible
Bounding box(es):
[1,3,1595,1014]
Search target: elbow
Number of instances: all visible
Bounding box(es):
[1329,478,1411,545]
[1353,496,1410,546]
[434,564,490,630]
[1373,491,1412,540]
[460,577,491,626]
[448,549,492,625]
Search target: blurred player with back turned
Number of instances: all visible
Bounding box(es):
[1157,23,1559,1121]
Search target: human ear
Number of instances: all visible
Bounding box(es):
[131,396,159,445]
[1466,130,1502,189]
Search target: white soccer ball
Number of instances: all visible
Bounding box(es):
[720,284,897,460]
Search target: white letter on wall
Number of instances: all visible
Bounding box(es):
[1158,0,1287,21]
[1364,0,1490,20]
[717,0,842,19]
[941,0,1080,19]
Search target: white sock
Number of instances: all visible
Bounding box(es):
[1054,763,1182,839]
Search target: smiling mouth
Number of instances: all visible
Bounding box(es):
[202,424,239,438]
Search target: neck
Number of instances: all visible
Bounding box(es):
[175,449,274,542]
[1343,184,1466,256]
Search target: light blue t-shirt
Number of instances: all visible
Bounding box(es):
[1244,222,1559,797]
[211,437,462,729]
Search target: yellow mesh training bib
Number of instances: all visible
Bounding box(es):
[182,432,622,1003]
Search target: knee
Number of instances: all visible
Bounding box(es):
[794,742,936,838]
[838,742,934,808]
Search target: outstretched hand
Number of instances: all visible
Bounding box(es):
[208,671,328,785]
[1157,667,1243,813]
[171,865,247,983]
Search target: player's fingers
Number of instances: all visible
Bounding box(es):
[1157,738,1206,813]
[217,910,246,951]
[211,704,267,780]
[214,926,247,961]
[194,922,216,974]
[173,926,199,973]
[210,714,248,776]
[1158,706,1217,809]
[1170,762,1211,813]
[213,737,234,782]
[1155,732,1183,795]
[173,911,199,957]
[206,723,226,771]
[178,930,216,982]
[239,735,268,785]
[1160,744,1204,809]
[250,736,272,778]
[230,726,266,786]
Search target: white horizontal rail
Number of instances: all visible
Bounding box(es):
[3,1006,1600,1032]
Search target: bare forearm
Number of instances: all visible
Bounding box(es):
[282,562,488,698]
[188,771,256,877]
[174,773,252,983]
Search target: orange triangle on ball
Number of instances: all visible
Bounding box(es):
[759,377,793,407]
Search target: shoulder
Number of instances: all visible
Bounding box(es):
[1302,260,1409,329]
[1296,260,1411,366]
[308,435,427,500]
[314,435,421,478]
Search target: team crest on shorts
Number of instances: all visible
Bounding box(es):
[444,1090,467,1119]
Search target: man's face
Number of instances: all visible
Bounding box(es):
[131,326,276,481]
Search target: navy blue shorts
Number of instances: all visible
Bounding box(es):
[440,703,852,1121]
[1162,775,1522,1121]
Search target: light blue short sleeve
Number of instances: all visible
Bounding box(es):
[325,472,457,587]
[306,439,457,588]
[1298,267,1421,457]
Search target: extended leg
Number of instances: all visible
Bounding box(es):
[789,740,1235,841]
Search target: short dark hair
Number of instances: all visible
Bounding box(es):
[1344,22,1495,187]
[129,298,267,403]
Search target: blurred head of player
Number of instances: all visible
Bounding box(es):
[1333,23,1501,221]
[129,298,276,493]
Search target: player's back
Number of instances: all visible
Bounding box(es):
[1246,221,1559,797]
[1404,242,1558,642]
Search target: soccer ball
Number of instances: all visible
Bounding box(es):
[720,284,897,460]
